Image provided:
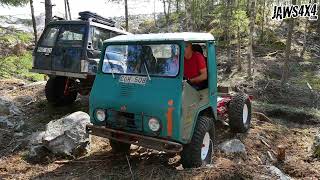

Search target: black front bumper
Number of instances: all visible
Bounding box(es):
[86,125,183,153]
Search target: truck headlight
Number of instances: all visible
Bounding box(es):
[95,109,106,122]
[148,118,160,132]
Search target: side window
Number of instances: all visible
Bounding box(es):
[40,26,59,47]
[92,27,111,50]
[110,32,121,38]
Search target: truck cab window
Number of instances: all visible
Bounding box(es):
[92,27,111,50]
[56,25,85,47]
[40,26,59,47]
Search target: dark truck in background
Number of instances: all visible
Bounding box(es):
[31,11,129,106]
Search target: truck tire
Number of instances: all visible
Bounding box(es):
[228,93,251,133]
[181,116,215,168]
[45,77,77,106]
[109,140,131,153]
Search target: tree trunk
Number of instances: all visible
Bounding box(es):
[281,0,296,85]
[237,0,241,71]
[29,0,37,44]
[163,0,168,30]
[153,0,157,27]
[246,0,250,16]
[67,0,71,20]
[226,0,232,66]
[176,0,179,13]
[163,0,171,31]
[167,0,171,22]
[260,0,265,42]
[318,3,320,34]
[45,0,52,26]
[247,0,256,78]
[64,0,68,19]
[125,0,128,31]
[300,19,308,58]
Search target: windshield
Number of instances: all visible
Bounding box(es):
[102,44,180,77]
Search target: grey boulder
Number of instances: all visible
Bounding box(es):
[0,96,21,116]
[28,111,92,160]
[219,139,247,155]
[262,165,291,180]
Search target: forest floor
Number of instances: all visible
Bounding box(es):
[0,77,319,180]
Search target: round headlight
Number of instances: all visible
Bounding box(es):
[95,109,106,122]
[148,118,160,132]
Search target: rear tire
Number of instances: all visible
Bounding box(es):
[181,116,215,168]
[45,76,77,106]
[109,140,131,153]
[228,93,252,133]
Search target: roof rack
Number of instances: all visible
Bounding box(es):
[79,11,116,27]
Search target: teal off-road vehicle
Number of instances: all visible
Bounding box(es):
[86,33,252,168]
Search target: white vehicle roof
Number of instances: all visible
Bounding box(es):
[105,32,215,43]
[90,22,131,35]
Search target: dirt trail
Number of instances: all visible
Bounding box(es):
[0,78,319,179]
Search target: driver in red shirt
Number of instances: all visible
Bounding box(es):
[184,42,207,89]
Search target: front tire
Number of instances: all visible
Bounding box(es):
[45,76,78,106]
[228,93,252,133]
[109,140,131,154]
[181,116,215,168]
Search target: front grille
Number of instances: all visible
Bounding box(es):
[107,110,141,131]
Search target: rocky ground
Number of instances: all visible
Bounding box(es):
[0,78,319,179]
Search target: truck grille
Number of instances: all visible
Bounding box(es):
[107,110,141,131]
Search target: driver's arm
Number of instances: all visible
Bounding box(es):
[190,68,207,84]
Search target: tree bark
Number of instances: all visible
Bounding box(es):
[247,0,256,78]
[45,0,52,26]
[64,0,68,19]
[66,0,71,20]
[226,0,232,66]
[176,0,179,13]
[260,0,265,42]
[318,2,320,34]
[29,0,37,44]
[300,19,308,58]
[281,0,296,85]
[125,0,128,31]
[237,0,241,71]
[163,0,171,31]
[153,0,157,27]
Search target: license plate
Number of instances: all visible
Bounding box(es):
[119,75,147,85]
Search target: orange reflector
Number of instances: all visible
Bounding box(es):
[166,107,174,137]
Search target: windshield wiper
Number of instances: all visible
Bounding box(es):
[107,60,115,78]
[143,62,151,80]
[105,53,115,78]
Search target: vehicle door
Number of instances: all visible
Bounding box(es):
[52,24,86,72]
[33,25,59,70]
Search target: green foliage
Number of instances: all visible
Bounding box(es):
[232,10,249,34]
[0,28,32,44]
[210,2,249,47]
[16,31,32,43]
[0,0,28,6]
[0,52,44,81]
